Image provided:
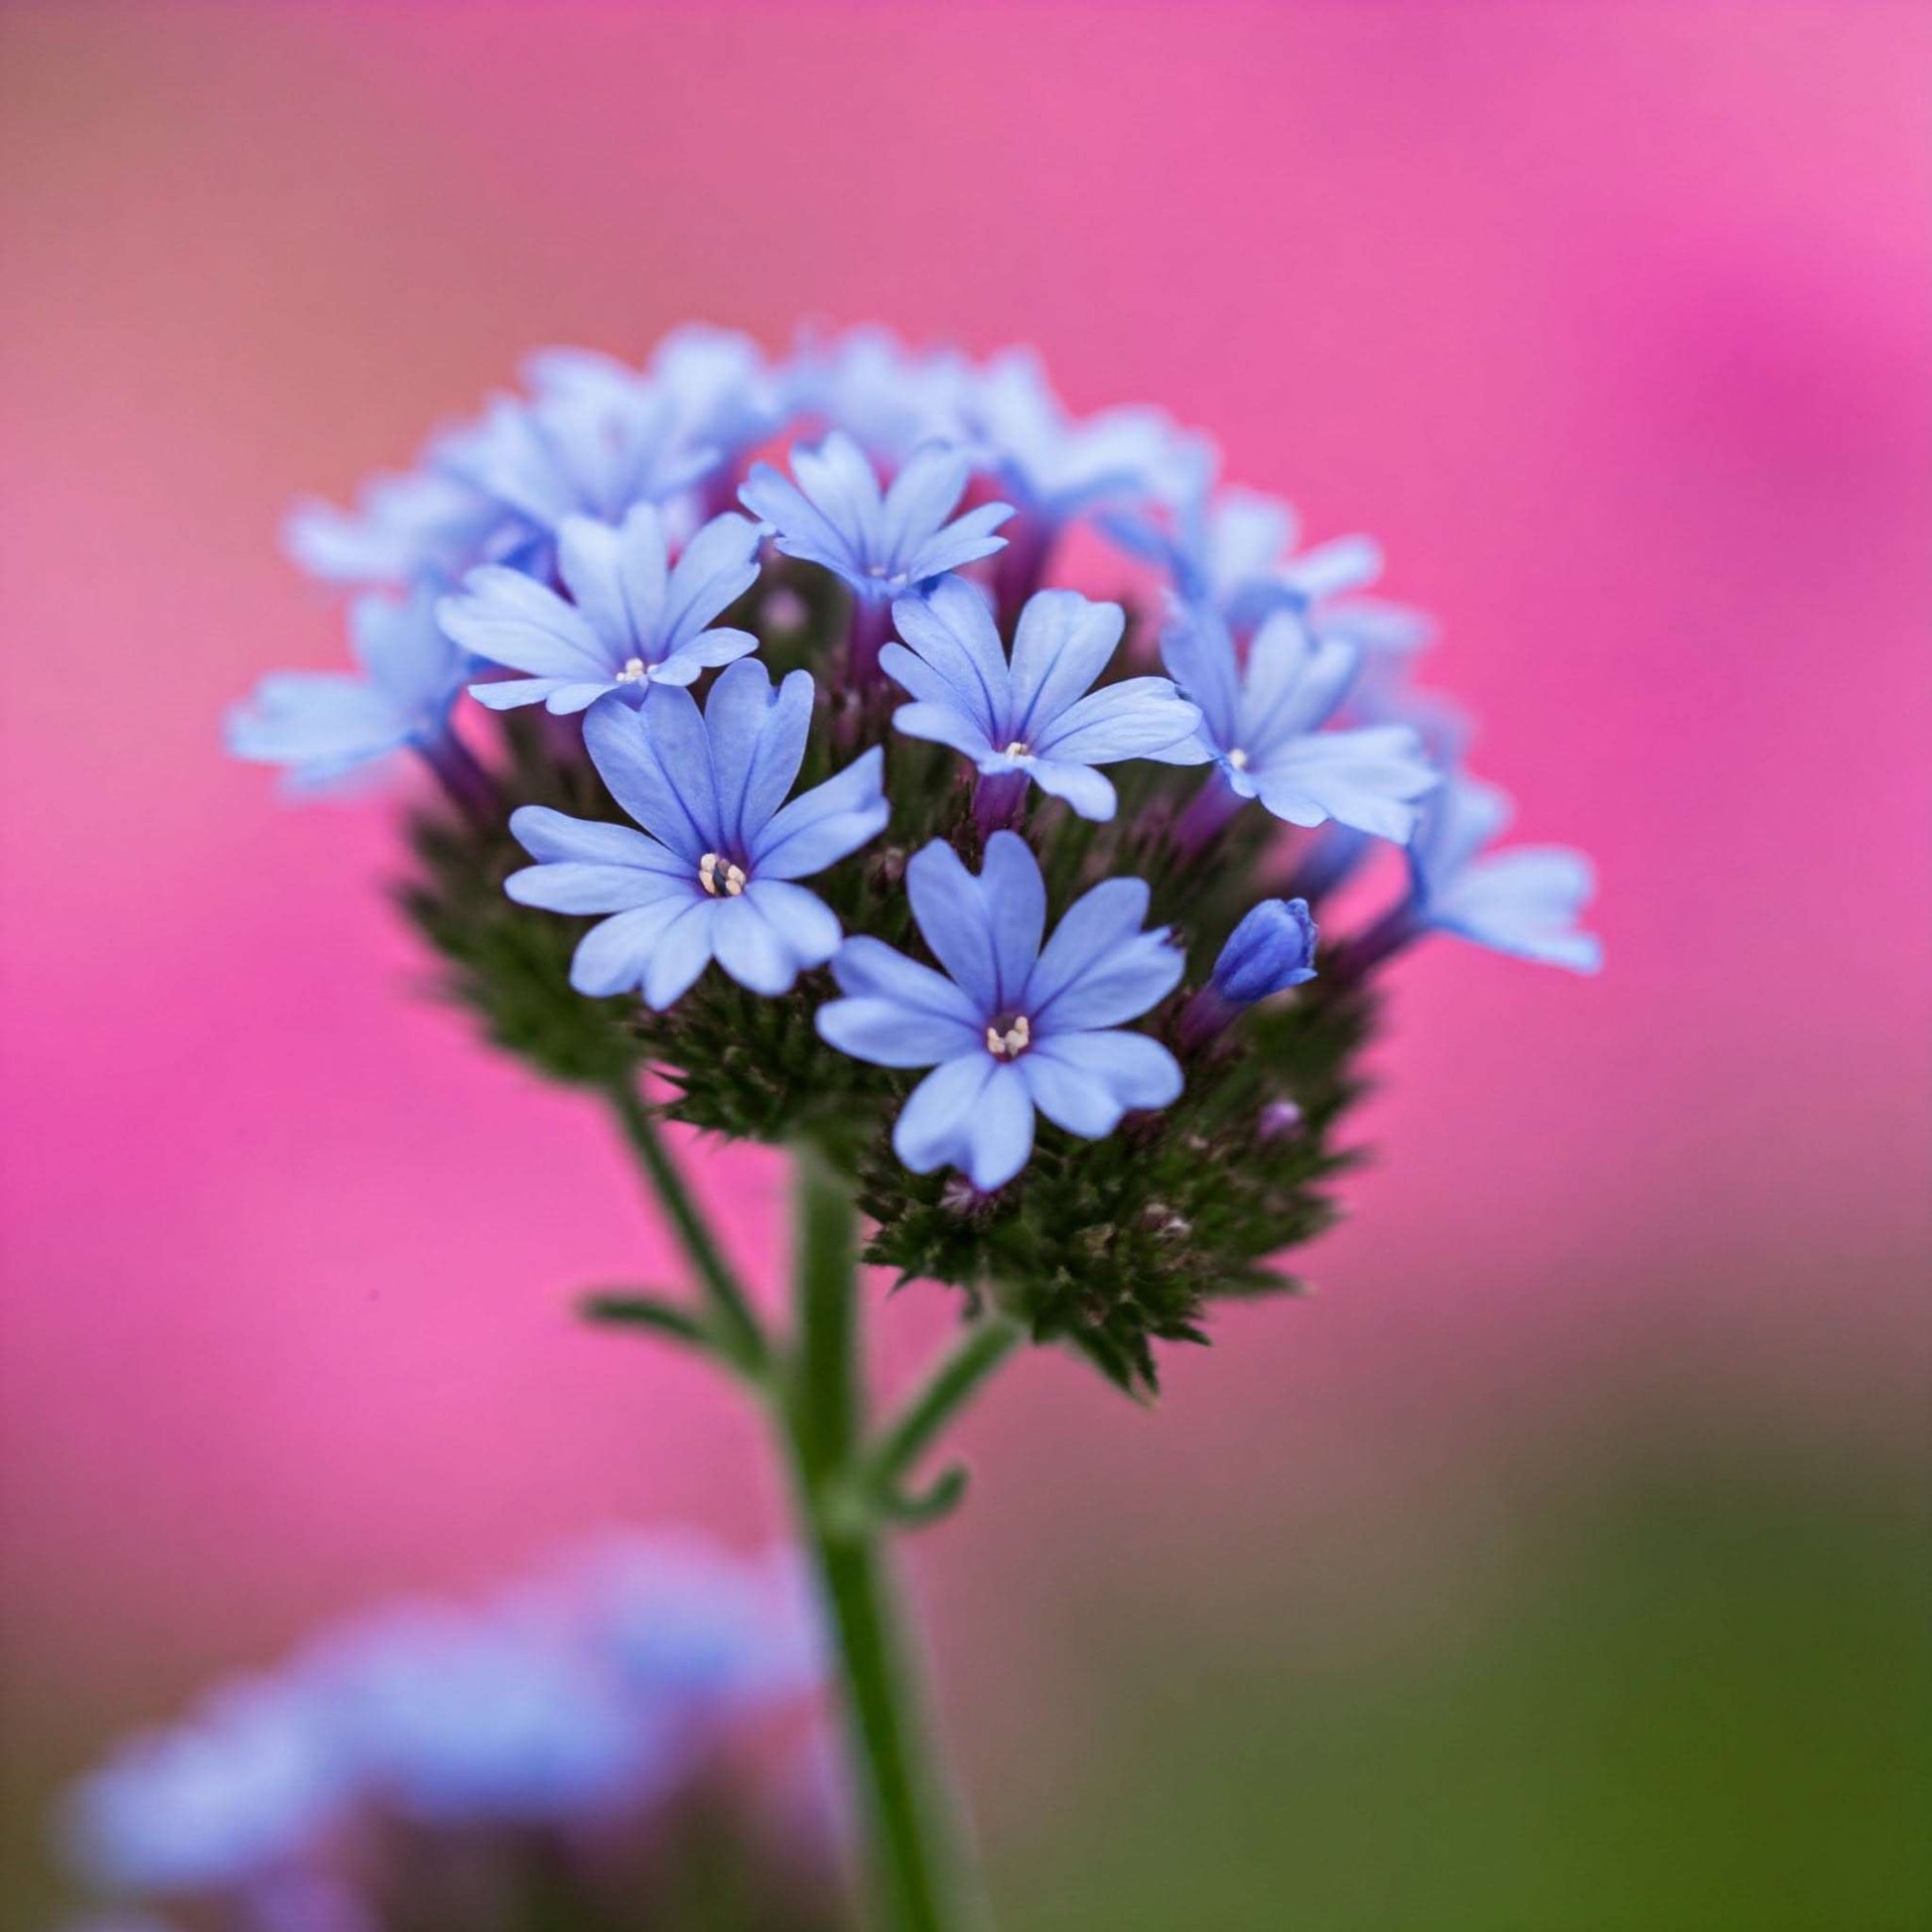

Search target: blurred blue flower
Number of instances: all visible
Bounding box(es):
[505,662,889,1006]
[224,585,469,793]
[817,832,1184,1190]
[739,432,1013,605]
[440,504,762,715]
[1405,774,1601,972]
[790,324,973,462]
[1163,604,1439,844]
[884,577,1201,824]
[282,463,502,589]
[62,1681,344,1895]
[964,348,1214,526]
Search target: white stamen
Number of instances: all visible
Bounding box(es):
[985,1014,1032,1058]
[1002,741,1031,759]
[614,656,650,685]
[1227,747,1250,770]
[698,852,748,897]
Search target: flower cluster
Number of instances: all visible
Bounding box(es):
[232,324,1597,1389]
[57,1534,837,1932]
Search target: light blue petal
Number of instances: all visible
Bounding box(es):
[904,833,1045,1013]
[753,747,889,881]
[437,569,609,679]
[738,464,851,571]
[705,660,812,849]
[469,675,568,711]
[1024,877,1182,1031]
[710,893,802,996]
[816,996,978,1068]
[1158,606,1241,751]
[889,579,1009,739]
[791,432,886,556]
[659,511,762,651]
[1022,757,1117,821]
[890,700,998,764]
[742,879,844,968]
[877,639,986,721]
[1008,590,1124,739]
[544,679,620,714]
[1240,612,1360,749]
[964,1063,1035,1189]
[879,443,972,563]
[893,1056,1035,1188]
[569,900,696,998]
[583,692,710,862]
[1250,725,1438,842]
[1279,533,1381,602]
[826,935,985,1028]
[556,513,648,652]
[1428,848,1601,972]
[1410,773,1513,887]
[1020,1030,1182,1137]
[509,804,683,871]
[1031,677,1201,763]
[901,499,1013,581]
[978,830,1046,1011]
[505,862,692,914]
[640,899,719,1008]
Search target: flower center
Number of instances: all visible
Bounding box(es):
[1002,740,1031,759]
[698,852,748,897]
[1227,747,1250,770]
[614,656,650,685]
[985,1012,1032,1058]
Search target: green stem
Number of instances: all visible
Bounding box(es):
[785,1148,972,1931]
[604,1074,767,1375]
[867,1316,1024,1498]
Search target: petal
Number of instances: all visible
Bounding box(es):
[659,510,762,651]
[889,579,1009,738]
[790,431,887,557]
[1031,678,1201,763]
[1021,757,1117,822]
[1020,1030,1182,1137]
[704,660,813,849]
[753,748,889,880]
[1280,533,1382,602]
[1250,726,1438,842]
[879,443,971,561]
[901,499,1014,582]
[1024,877,1182,1031]
[544,679,620,714]
[894,1057,1035,1189]
[437,569,609,679]
[1158,606,1241,751]
[569,900,698,998]
[816,997,976,1068]
[509,804,682,870]
[742,879,843,969]
[469,675,569,711]
[889,699,998,764]
[1241,612,1360,748]
[1429,848,1601,972]
[650,626,759,683]
[877,639,987,720]
[709,893,801,996]
[639,899,719,1008]
[738,464,852,570]
[1008,590,1124,740]
[904,832,1044,1013]
[557,513,651,652]
[505,861,693,914]
[827,935,984,1028]
[584,690,714,862]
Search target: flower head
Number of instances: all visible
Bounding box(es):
[1407,774,1601,972]
[224,584,468,792]
[505,661,888,1007]
[884,577,1202,822]
[738,431,1013,603]
[817,832,1184,1190]
[440,504,762,714]
[1163,603,1439,842]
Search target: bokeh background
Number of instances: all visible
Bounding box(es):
[2,3,1928,1926]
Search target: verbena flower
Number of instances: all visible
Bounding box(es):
[223,584,469,793]
[440,504,762,714]
[816,832,1183,1191]
[738,432,1014,606]
[1179,897,1319,1049]
[790,324,972,463]
[505,662,888,1006]
[1163,602,1439,844]
[964,347,1213,526]
[884,577,1203,826]
[1398,773,1601,971]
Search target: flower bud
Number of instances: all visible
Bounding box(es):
[1211,898,1318,1003]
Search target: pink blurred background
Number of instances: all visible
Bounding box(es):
[2,4,1927,1923]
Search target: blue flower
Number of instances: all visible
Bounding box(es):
[884,577,1202,824]
[439,505,762,715]
[1406,774,1601,972]
[966,347,1214,525]
[283,462,502,587]
[1212,898,1319,1002]
[505,662,889,1007]
[1110,485,1432,652]
[790,324,972,462]
[224,584,469,793]
[738,431,1014,604]
[1163,603,1439,843]
[438,373,720,539]
[61,1681,344,1894]
[816,832,1184,1190]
